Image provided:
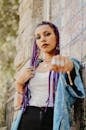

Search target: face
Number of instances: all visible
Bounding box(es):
[35,25,57,54]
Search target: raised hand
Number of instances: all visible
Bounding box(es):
[15,67,35,86]
[50,55,73,73]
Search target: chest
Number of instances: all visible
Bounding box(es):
[36,61,51,72]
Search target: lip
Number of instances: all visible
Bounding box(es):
[41,43,49,48]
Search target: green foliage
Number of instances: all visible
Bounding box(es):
[0,0,19,44]
[0,0,19,121]
[0,0,19,89]
[0,0,19,79]
[0,0,19,126]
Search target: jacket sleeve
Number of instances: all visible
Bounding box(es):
[53,59,85,130]
[64,58,85,99]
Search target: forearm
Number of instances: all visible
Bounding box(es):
[14,82,24,111]
[15,81,24,94]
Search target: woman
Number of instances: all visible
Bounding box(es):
[13,21,85,130]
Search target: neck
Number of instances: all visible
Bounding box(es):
[43,53,54,62]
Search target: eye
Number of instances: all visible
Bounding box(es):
[45,32,51,36]
[35,35,41,40]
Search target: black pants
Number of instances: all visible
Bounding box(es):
[18,106,54,130]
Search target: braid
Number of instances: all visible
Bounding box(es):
[30,41,39,68]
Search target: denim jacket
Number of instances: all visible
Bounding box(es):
[53,59,85,130]
[11,59,85,130]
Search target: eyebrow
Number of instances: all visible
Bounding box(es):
[35,30,50,36]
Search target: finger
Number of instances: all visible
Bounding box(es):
[50,65,59,72]
[57,56,64,72]
[63,58,72,72]
[51,55,64,72]
[26,71,35,77]
[24,73,35,81]
[61,57,65,67]
[26,68,35,74]
[29,74,35,79]
[26,67,34,71]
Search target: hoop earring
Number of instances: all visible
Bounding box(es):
[56,46,59,51]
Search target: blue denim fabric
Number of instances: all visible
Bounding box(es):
[53,59,85,130]
[11,108,23,130]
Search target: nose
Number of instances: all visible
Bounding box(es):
[40,35,46,42]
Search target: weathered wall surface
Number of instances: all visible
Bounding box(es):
[7,0,86,130]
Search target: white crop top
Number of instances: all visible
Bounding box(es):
[28,71,53,107]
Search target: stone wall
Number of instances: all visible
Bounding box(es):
[7,0,86,130]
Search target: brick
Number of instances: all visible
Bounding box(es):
[50,0,60,21]
[60,22,72,45]
[61,0,71,9]
[18,9,32,34]
[61,6,72,27]
[83,6,86,30]
[71,11,82,40]
[82,0,86,7]
[51,0,60,12]
[70,39,82,61]
[43,0,50,20]
[32,0,43,18]
[70,0,82,16]
[82,66,86,86]
[82,30,86,61]
[82,40,86,61]
[60,44,70,56]
[19,0,33,15]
